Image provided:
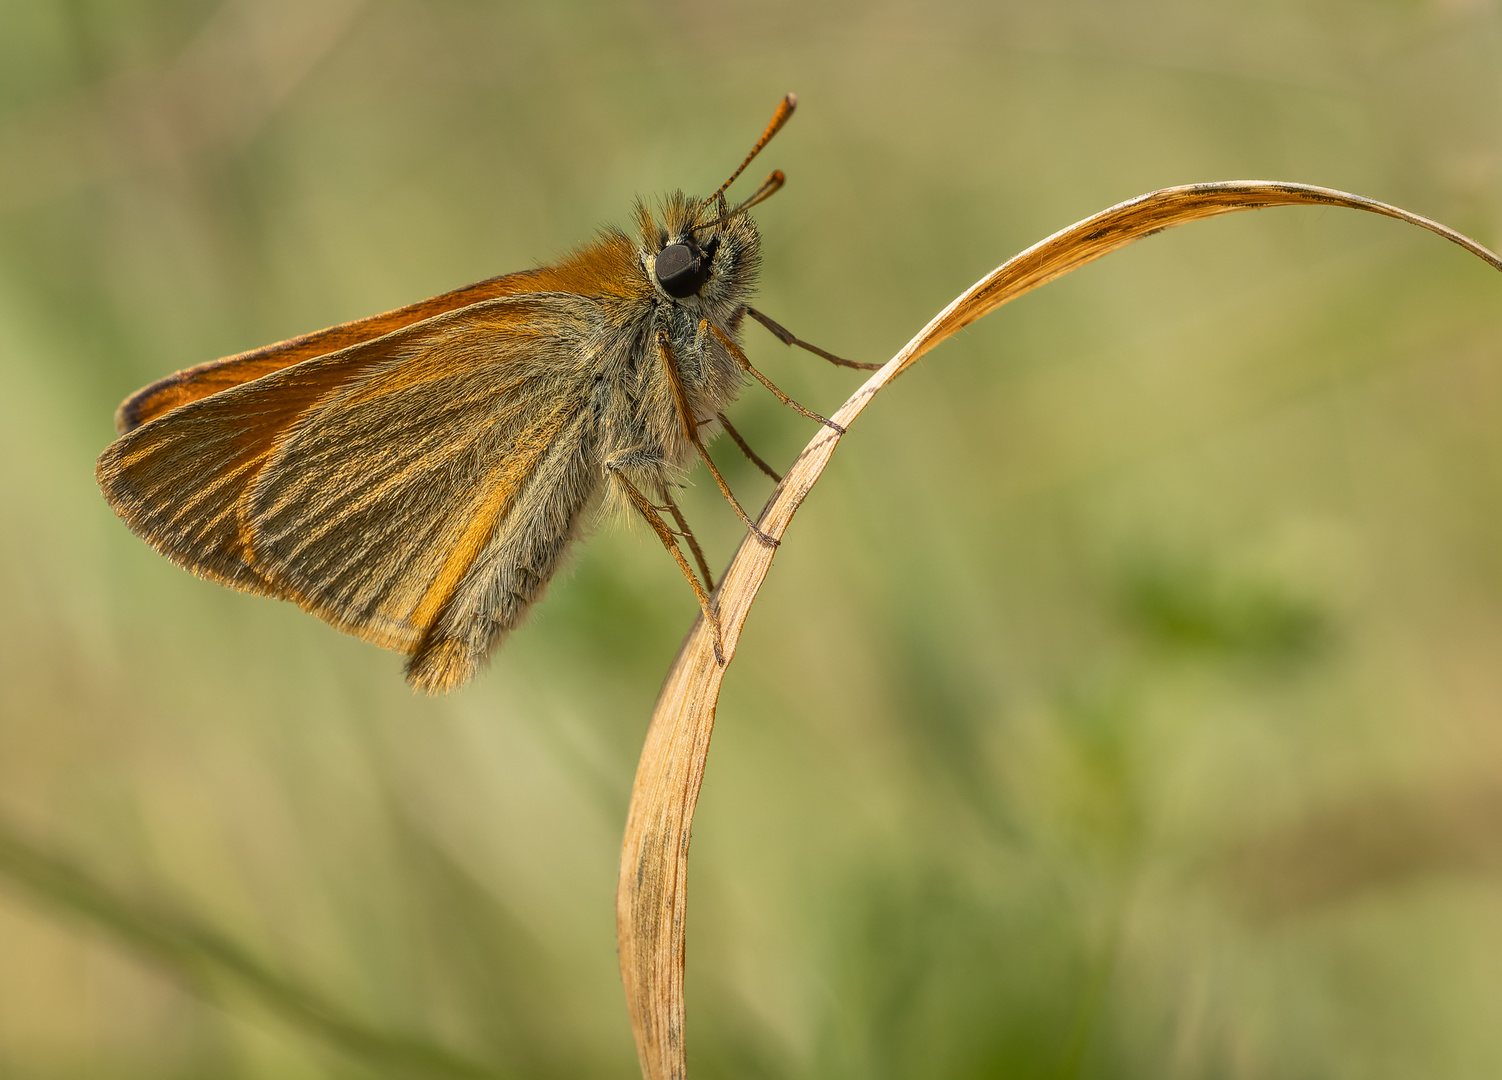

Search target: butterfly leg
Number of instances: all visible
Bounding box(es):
[606,457,724,663]
[654,330,779,548]
[715,411,781,483]
[661,486,715,591]
[701,320,846,434]
[742,306,883,370]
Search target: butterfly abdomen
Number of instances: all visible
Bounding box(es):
[404,399,604,693]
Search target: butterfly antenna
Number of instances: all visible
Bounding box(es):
[731,170,786,215]
[693,170,787,233]
[706,93,796,208]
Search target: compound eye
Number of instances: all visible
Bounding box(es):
[655,241,707,298]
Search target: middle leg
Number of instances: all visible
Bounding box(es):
[606,458,724,663]
[654,329,779,548]
[701,320,846,434]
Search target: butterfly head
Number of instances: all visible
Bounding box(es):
[637,192,760,311]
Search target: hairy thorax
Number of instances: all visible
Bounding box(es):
[573,191,763,499]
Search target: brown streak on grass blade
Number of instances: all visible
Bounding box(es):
[613,180,1502,1080]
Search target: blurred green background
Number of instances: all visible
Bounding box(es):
[4,1,1502,1077]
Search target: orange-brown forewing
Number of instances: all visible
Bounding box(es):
[97,292,602,661]
[112,271,564,434]
[113,241,644,434]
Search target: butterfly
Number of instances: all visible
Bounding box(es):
[95,94,876,693]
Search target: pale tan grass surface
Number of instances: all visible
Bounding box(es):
[616,183,1502,1080]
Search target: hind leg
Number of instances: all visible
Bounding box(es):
[605,450,724,664]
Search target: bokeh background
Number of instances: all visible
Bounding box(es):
[5,1,1502,1077]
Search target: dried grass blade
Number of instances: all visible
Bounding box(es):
[614,180,1502,1080]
